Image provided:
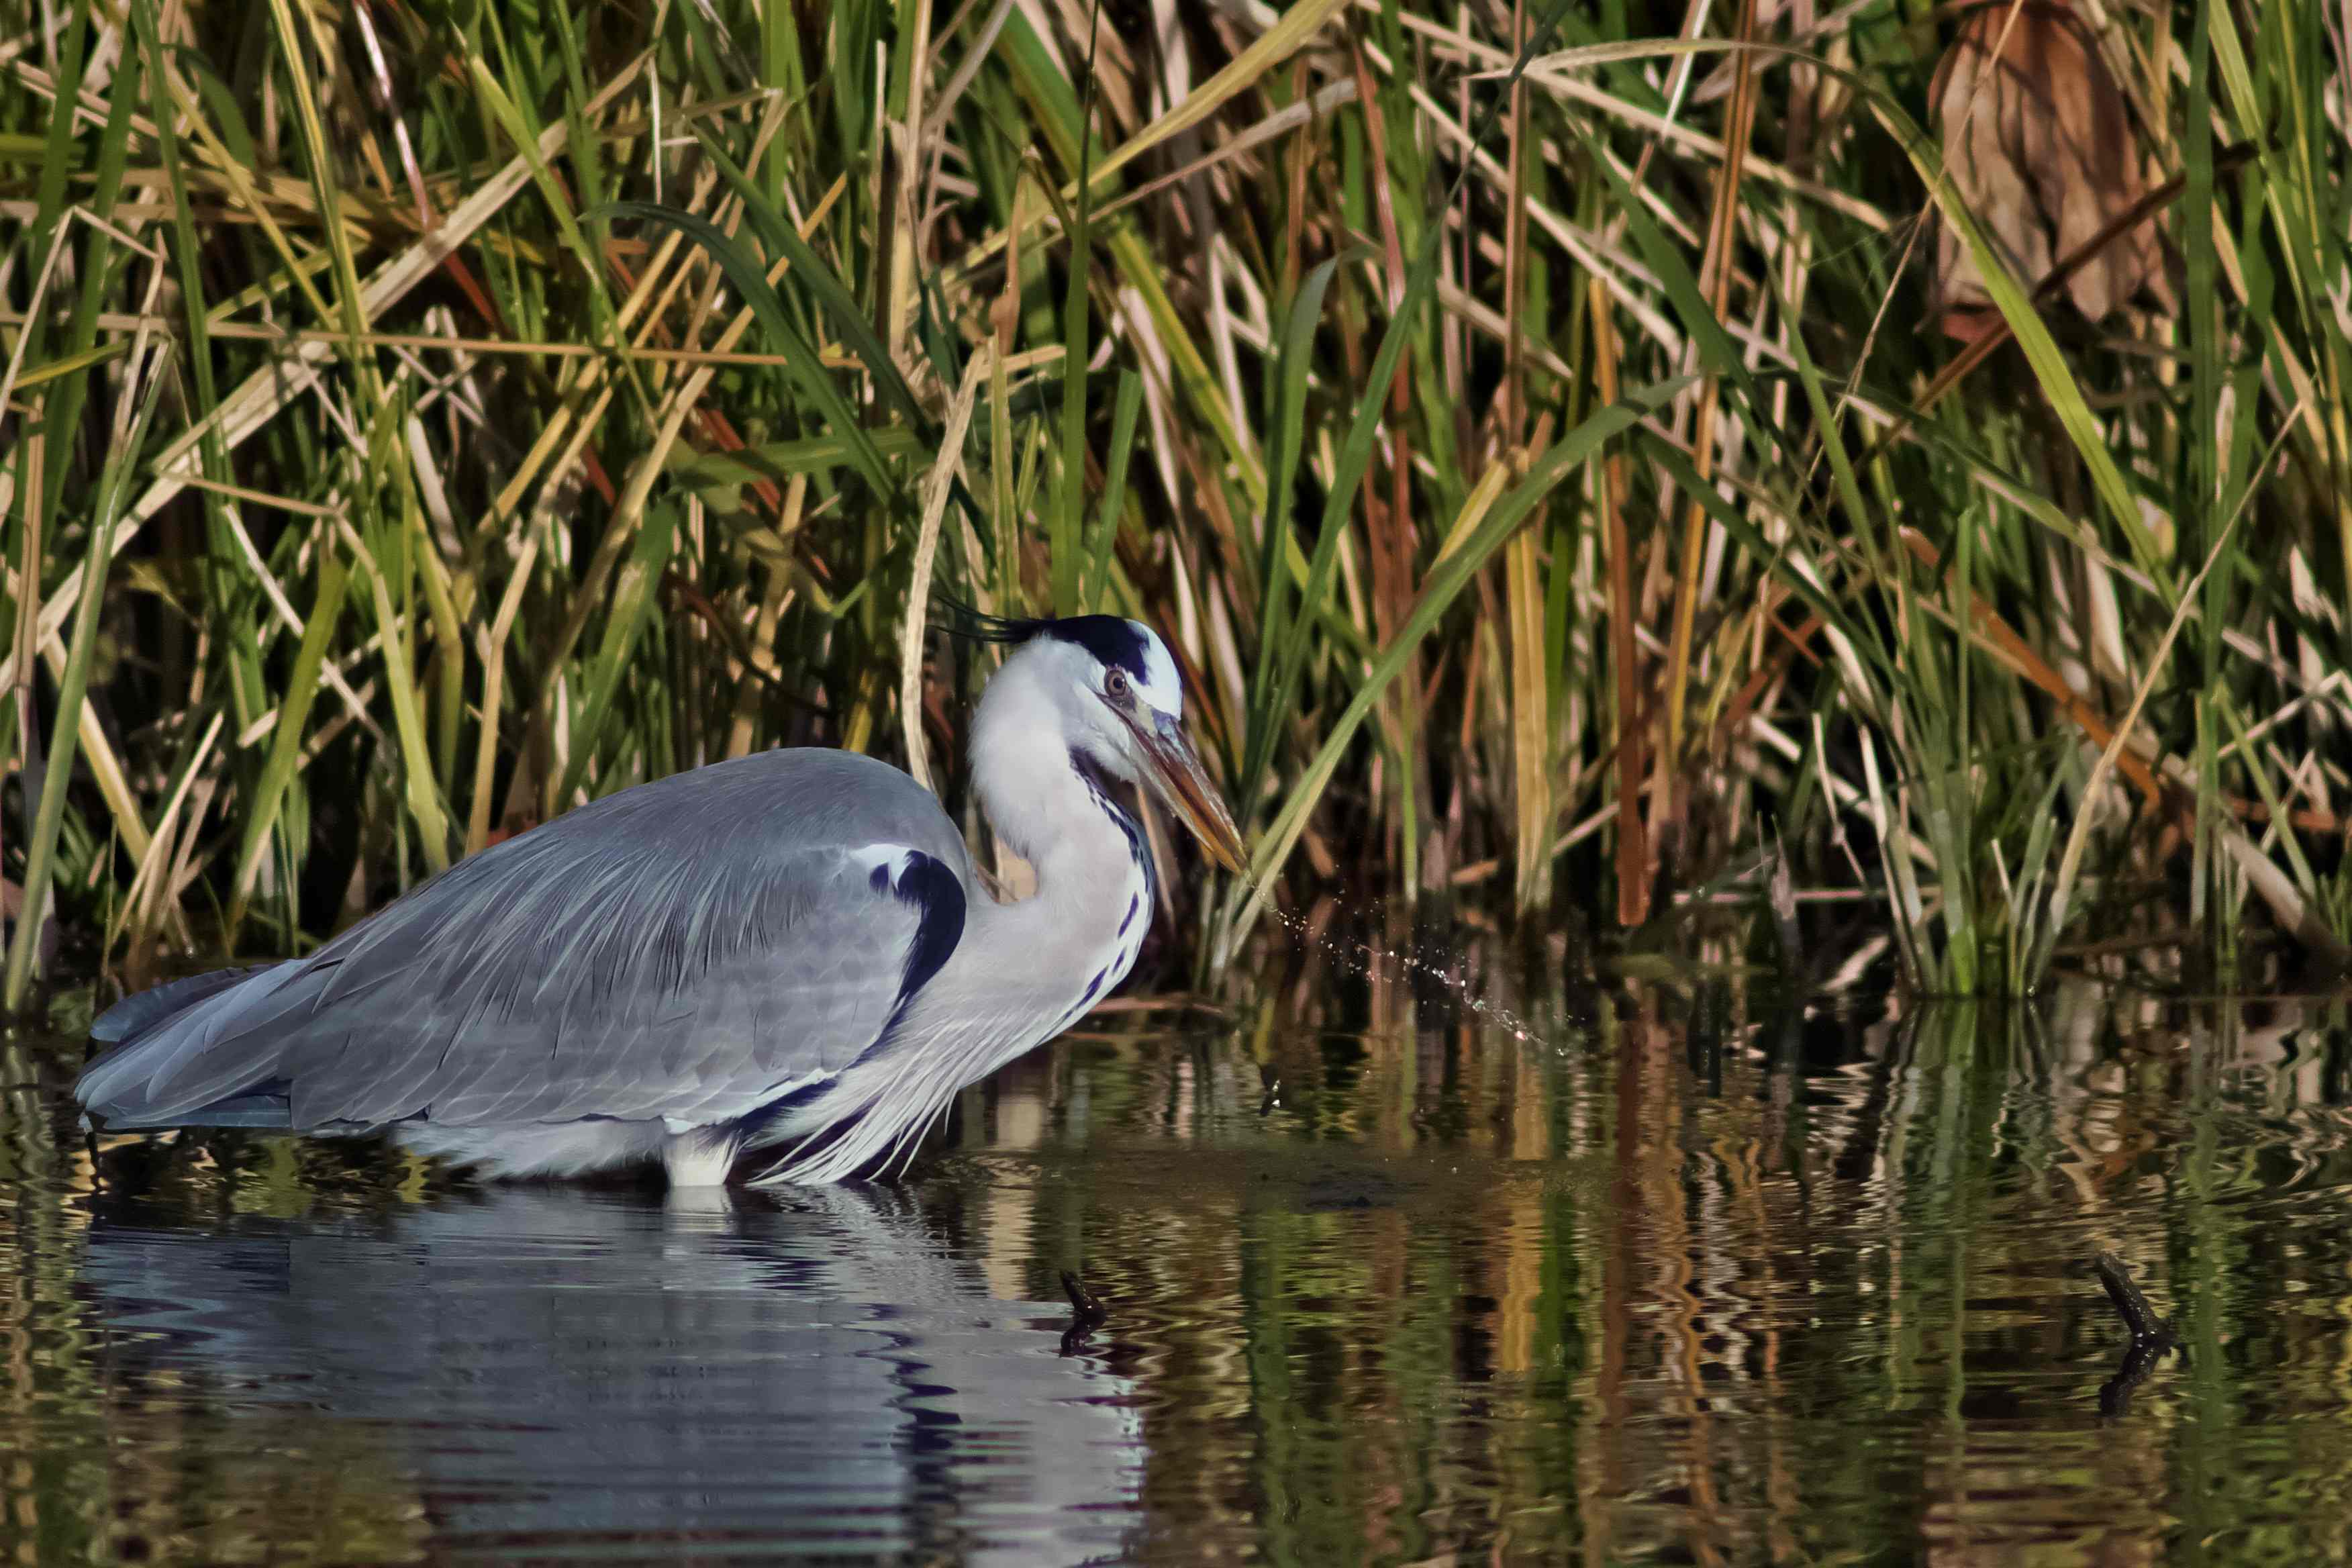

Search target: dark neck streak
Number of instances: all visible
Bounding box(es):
[1067,748,1157,910]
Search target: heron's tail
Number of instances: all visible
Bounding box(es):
[79,963,304,1128]
[91,966,272,1043]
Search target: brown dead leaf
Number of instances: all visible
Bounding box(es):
[1930,0,2173,340]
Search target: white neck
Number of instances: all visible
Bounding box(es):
[754,646,1155,1182]
[961,646,1150,988]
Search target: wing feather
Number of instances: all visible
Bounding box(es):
[78,750,972,1134]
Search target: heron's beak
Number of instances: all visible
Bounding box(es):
[1132,712,1246,873]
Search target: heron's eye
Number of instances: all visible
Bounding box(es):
[1104,667,1132,702]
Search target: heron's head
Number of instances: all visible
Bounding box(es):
[967,614,1245,873]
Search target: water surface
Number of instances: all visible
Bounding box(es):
[6,978,2352,1563]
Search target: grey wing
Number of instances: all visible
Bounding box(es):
[77,750,973,1132]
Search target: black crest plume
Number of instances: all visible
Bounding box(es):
[930,597,1048,645]
[931,599,1155,681]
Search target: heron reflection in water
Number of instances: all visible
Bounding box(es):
[79,615,1243,1185]
[79,1185,1142,1565]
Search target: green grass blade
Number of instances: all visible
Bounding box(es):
[1219,375,1692,960]
[4,348,170,1008]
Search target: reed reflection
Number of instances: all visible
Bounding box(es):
[964,976,2352,1564]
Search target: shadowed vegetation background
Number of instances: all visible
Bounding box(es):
[1,0,2346,1005]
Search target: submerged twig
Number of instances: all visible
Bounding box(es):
[1059,1267,1110,1355]
[2092,1250,2179,1416]
[2093,1250,2176,1346]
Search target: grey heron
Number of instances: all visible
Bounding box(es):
[77,615,1244,1186]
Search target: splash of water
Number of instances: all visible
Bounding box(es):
[1263,899,1547,1048]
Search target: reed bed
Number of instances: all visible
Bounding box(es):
[1,0,2345,1004]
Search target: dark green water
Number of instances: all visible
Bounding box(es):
[6,979,2352,1564]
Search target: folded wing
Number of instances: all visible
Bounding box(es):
[77,750,972,1134]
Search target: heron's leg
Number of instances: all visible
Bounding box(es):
[663,1181,737,1218]
[660,1125,742,1187]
